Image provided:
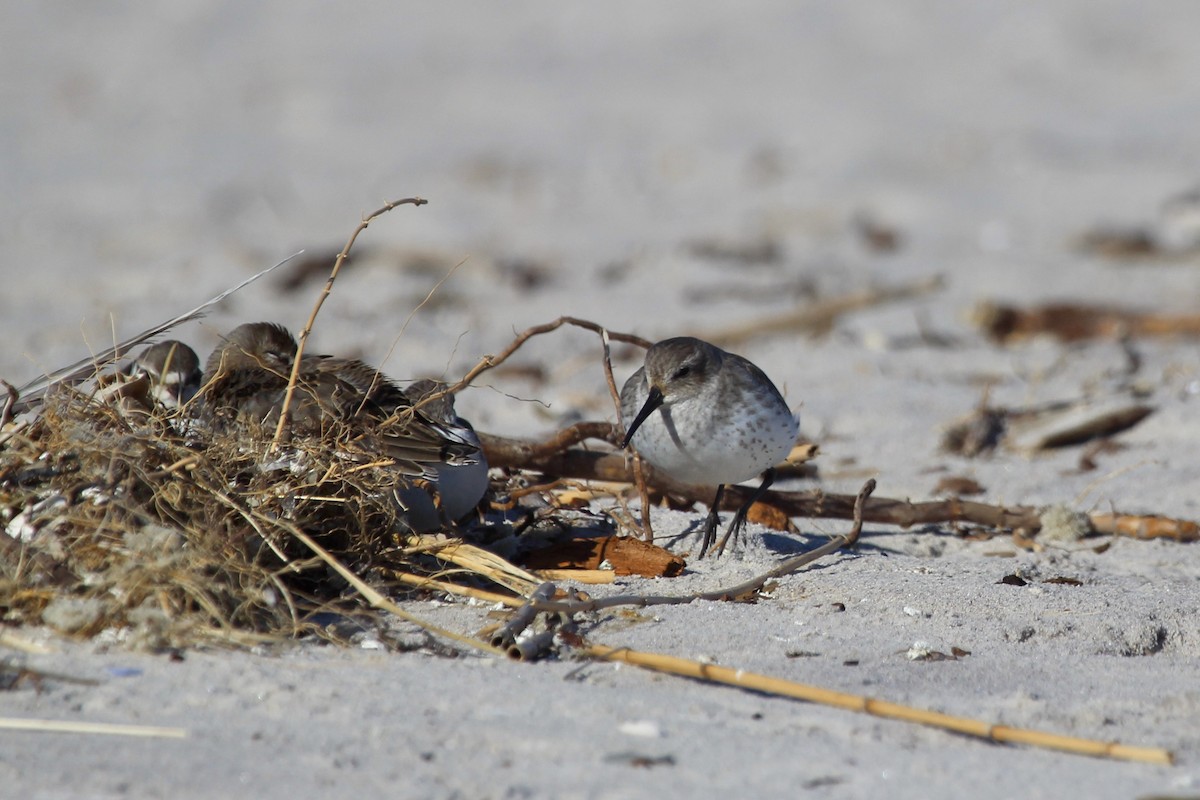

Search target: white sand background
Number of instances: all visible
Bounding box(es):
[4,2,1200,797]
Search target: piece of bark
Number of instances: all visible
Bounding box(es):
[520,535,686,578]
[1006,402,1153,451]
[941,408,1007,456]
[746,502,793,531]
[933,476,985,496]
[975,300,1200,344]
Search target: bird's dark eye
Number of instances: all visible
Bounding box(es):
[673,365,691,380]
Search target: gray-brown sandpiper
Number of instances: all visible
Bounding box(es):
[200,322,479,480]
[407,378,490,522]
[126,340,202,411]
[621,337,798,558]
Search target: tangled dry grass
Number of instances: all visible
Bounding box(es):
[0,379,449,651]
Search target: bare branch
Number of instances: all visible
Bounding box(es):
[271,198,428,451]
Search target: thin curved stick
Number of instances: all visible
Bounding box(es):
[271,197,428,451]
[439,316,652,401]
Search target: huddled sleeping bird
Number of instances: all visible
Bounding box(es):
[406,378,490,522]
[124,340,203,411]
[200,322,480,481]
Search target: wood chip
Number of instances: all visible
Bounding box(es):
[974,300,1200,343]
[521,535,686,578]
[1006,402,1153,451]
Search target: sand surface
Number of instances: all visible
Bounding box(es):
[4,3,1200,798]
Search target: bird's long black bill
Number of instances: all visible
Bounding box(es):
[621,386,664,448]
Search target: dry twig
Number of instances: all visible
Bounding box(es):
[272,197,428,451]
[1089,512,1200,542]
[577,644,1171,764]
[0,718,187,739]
[441,316,651,403]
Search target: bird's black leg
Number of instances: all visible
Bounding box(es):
[697,484,726,559]
[714,468,777,558]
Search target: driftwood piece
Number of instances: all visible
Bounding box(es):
[480,428,1200,542]
[974,300,1200,344]
[1005,402,1154,451]
[1090,513,1200,542]
[481,430,1040,530]
[943,397,1154,457]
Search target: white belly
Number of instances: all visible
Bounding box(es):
[629,395,798,486]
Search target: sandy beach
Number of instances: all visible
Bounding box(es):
[4,3,1200,798]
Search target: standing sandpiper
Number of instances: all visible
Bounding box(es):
[621,337,798,558]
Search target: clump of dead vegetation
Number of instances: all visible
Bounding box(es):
[0,199,490,650]
[0,376,435,649]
